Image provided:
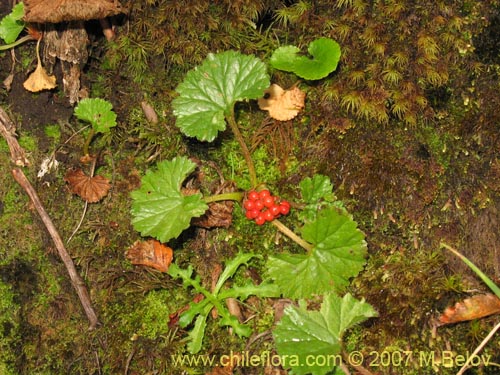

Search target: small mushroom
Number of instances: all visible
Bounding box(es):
[23,0,123,104]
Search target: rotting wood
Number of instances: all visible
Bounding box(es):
[0,107,30,166]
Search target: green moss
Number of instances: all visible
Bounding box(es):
[43,124,61,143]
[0,281,20,375]
[18,134,37,152]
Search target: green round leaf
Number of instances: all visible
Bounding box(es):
[130,157,209,243]
[273,293,377,375]
[270,37,341,80]
[74,98,117,134]
[0,3,25,44]
[266,208,366,298]
[172,50,270,142]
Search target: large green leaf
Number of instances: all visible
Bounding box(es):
[172,50,270,142]
[270,38,341,80]
[266,208,367,298]
[273,293,377,375]
[130,157,208,243]
[0,3,24,44]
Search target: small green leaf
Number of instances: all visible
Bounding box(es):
[270,38,341,80]
[187,312,210,354]
[0,3,25,44]
[172,50,270,142]
[131,157,208,243]
[74,98,117,134]
[299,174,339,222]
[266,208,366,298]
[273,293,377,375]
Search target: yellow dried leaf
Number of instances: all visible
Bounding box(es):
[23,63,57,92]
[258,84,306,121]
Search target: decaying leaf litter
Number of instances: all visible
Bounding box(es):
[1,0,500,374]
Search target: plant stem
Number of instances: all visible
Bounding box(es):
[272,219,313,252]
[226,107,257,188]
[204,191,244,204]
[0,35,35,50]
[82,128,95,157]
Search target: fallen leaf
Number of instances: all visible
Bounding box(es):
[64,168,111,203]
[258,84,306,121]
[23,38,57,93]
[438,293,500,325]
[23,60,57,92]
[125,239,173,273]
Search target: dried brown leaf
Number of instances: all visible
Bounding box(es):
[258,84,306,121]
[125,239,173,273]
[64,168,111,203]
[438,293,500,325]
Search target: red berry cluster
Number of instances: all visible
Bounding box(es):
[243,189,290,225]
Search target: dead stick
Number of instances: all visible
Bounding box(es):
[12,168,99,330]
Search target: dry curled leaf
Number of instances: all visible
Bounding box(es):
[125,239,173,273]
[438,293,500,325]
[64,168,111,203]
[258,84,306,121]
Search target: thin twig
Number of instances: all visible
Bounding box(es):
[0,107,30,166]
[456,320,500,375]
[12,168,99,329]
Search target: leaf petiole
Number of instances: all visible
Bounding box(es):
[203,191,244,204]
[271,219,313,252]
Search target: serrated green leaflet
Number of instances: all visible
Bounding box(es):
[0,3,24,44]
[270,37,341,80]
[273,293,377,375]
[74,98,117,134]
[130,157,208,243]
[266,208,366,298]
[172,50,270,142]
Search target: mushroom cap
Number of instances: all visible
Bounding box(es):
[24,0,123,23]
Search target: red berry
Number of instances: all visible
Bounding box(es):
[263,210,275,222]
[280,200,290,207]
[269,204,281,217]
[258,189,271,199]
[255,214,266,225]
[245,209,259,219]
[248,191,259,201]
[254,199,264,210]
[279,203,290,215]
[243,200,255,210]
[263,195,275,208]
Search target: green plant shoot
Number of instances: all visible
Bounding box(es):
[74,98,117,156]
[270,37,341,80]
[168,253,280,353]
[441,243,500,299]
[172,50,270,187]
